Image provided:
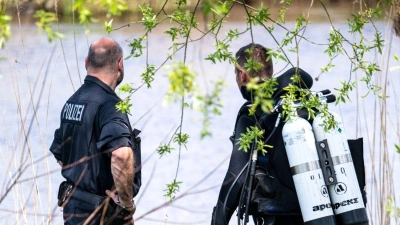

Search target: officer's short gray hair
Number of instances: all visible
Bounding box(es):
[87,39,123,73]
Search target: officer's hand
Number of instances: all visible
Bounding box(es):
[105,190,136,220]
[122,201,136,220]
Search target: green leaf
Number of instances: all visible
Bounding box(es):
[166,62,197,103]
[321,62,335,73]
[237,126,267,153]
[118,83,135,94]
[104,19,113,34]
[97,0,128,17]
[140,3,157,32]
[278,6,287,23]
[79,8,95,32]
[126,37,145,59]
[252,4,271,26]
[334,80,356,105]
[157,144,175,157]
[214,0,233,15]
[195,80,225,138]
[226,29,239,42]
[115,97,132,114]
[173,132,190,149]
[394,54,399,62]
[348,12,368,34]
[325,28,343,58]
[141,64,155,88]
[164,179,182,202]
[395,144,400,154]
[268,49,288,62]
[175,0,187,6]
[0,12,11,49]
[387,197,400,217]
[165,27,179,41]
[34,10,63,42]
[206,41,235,64]
[244,57,264,73]
[201,0,214,15]
[374,31,384,54]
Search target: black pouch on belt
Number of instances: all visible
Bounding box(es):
[57,181,73,207]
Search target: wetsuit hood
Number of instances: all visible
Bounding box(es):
[240,86,253,101]
[240,67,313,103]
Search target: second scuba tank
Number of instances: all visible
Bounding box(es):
[282,116,336,225]
[312,111,368,225]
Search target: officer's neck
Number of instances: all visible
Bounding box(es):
[87,73,118,91]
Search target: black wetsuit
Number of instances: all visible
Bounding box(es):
[212,68,315,225]
[211,101,304,225]
[212,111,255,224]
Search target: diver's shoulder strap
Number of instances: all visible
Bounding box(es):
[231,101,252,140]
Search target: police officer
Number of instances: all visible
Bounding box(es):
[50,37,139,225]
[211,43,304,225]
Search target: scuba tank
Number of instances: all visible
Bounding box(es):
[312,111,369,225]
[282,112,337,225]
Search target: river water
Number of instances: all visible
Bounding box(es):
[0,4,399,225]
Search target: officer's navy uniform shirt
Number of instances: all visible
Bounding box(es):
[50,75,132,196]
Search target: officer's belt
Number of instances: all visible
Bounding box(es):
[71,188,106,207]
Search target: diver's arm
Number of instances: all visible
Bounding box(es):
[212,115,255,225]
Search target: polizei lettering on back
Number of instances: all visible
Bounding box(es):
[61,101,86,124]
[312,198,359,211]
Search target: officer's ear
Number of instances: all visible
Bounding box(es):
[117,57,123,71]
[85,57,88,70]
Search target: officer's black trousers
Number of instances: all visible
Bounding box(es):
[63,198,132,225]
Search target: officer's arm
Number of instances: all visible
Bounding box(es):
[111,146,135,206]
[49,128,63,165]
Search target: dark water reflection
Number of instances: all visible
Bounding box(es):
[0,5,399,224]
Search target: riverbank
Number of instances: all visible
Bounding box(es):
[2,0,385,25]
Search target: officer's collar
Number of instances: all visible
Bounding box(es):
[85,75,118,97]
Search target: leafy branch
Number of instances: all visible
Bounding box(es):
[98,0,128,17]
[320,0,385,98]
[246,77,278,115]
[0,9,11,49]
[34,10,64,42]
[166,61,197,103]
[237,126,271,155]
[73,0,97,32]
[164,179,182,202]
[387,197,400,219]
[334,80,356,104]
[115,83,136,114]
[195,80,225,138]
